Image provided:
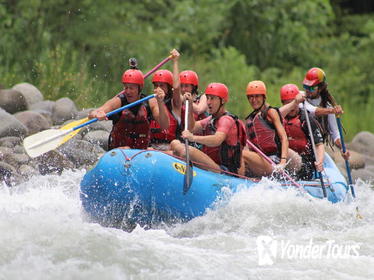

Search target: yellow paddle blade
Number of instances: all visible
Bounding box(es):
[60,117,89,144]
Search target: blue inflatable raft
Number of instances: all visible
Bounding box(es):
[80,148,349,229]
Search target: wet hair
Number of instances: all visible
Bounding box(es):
[319,82,336,107]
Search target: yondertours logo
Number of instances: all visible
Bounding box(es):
[256,235,360,265]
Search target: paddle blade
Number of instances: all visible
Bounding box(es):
[23,129,70,158]
[23,117,89,158]
[183,160,193,194]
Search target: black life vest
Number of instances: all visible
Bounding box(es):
[202,112,246,174]
[108,94,151,150]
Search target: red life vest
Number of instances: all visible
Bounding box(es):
[245,106,281,155]
[108,99,151,150]
[202,113,246,174]
[150,99,182,143]
[283,114,309,155]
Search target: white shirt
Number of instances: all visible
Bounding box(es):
[299,97,340,143]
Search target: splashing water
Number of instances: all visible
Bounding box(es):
[1,171,373,279]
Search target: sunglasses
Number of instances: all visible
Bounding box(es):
[303,84,318,92]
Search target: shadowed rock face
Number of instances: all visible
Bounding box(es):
[12,82,43,108]
[0,89,27,114]
[14,111,52,135]
[52,97,78,125]
[0,108,28,138]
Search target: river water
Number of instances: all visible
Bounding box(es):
[1,170,373,280]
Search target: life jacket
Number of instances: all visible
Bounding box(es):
[149,98,182,143]
[108,94,151,150]
[283,111,309,155]
[245,106,281,155]
[202,113,246,174]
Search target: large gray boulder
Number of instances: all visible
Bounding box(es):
[52,97,78,125]
[326,146,365,169]
[83,130,110,151]
[35,150,75,175]
[0,89,27,113]
[0,108,28,138]
[349,131,374,156]
[12,82,43,108]
[14,111,52,135]
[351,168,374,183]
[0,136,22,148]
[29,100,55,114]
[58,139,104,167]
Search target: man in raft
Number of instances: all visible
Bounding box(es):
[88,68,169,150]
[170,83,246,175]
[280,84,325,180]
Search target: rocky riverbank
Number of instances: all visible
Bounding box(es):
[0,82,373,186]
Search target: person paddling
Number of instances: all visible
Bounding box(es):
[170,83,246,174]
[242,80,301,177]
[149,49,183,150]
[88,68,169,150]
[178,70,208,120]
[280,84,325,180]
[302,67,350,160]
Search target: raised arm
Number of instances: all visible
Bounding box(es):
[170,49,182,109]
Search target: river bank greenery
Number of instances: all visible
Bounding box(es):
[1,0,374,139]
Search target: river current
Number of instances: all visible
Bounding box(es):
[1,170,373,280]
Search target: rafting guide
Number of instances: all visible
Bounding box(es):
[256,235,360,266]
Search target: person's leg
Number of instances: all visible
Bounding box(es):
[286,148,302,174]
[170,139,221,173]
[242,149,273,176]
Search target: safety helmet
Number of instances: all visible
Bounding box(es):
[179,70,199,87]
[205,83,229,102]
[303,67,326,87]
[246,80,266,96]
[280,84,299,101]
[122,69,144,87]
[152,70,173,87]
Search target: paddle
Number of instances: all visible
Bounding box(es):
[335,117,356,198]
[246,139,305,191]
[24,94,155,158]
[303,102,327,198]
[23,55,172,158]
[183,100,193,194]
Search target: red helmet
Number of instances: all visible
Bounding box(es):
[246,80,266,96]
[280,84,299,101]
[303,67,326,87]
[205,83,229,102]
[122,69,144,87]
[152,70,173,87]
[179,70,199,86]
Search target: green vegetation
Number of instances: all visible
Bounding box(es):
[1,0,373,139]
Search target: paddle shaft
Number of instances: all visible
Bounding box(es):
[336,117,356,198]
[246,139,304,191]
[183,100,192,194]
[303,102,327,198]
[144,56,172,79]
